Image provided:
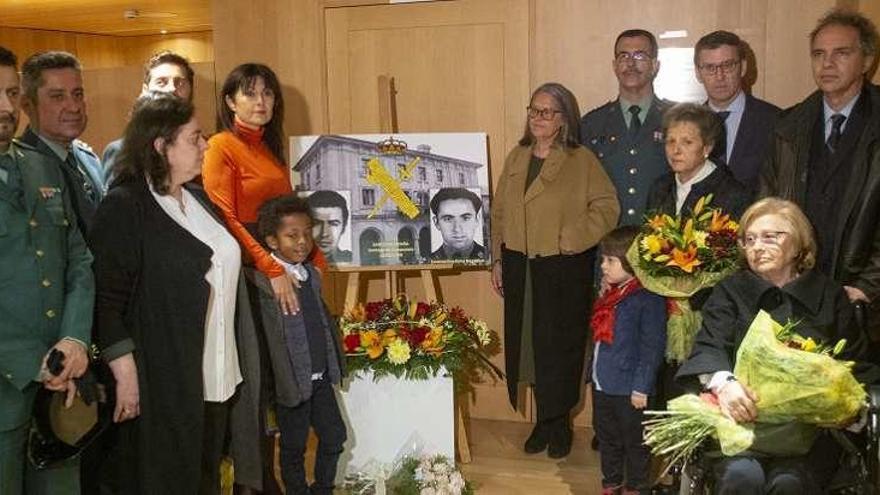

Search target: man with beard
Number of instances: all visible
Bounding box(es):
[581,29,672,226]
[0,45,94,495]
[19,51,104,237]
[694,30,779,192]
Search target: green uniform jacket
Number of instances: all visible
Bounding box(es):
[0,139,94,431]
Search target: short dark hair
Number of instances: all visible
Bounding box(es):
[21,51,81,104]
[615,29,659,58]
[429,188,482,216]
[811,8,879,58]
[217,63,286,165]
[0,46,17,69]
[599,225,641,275]
[143,50,194,87]
[257,194,314,242]
[113,93,193,195]
[307,190,349,227]
[662,102,722,150]
[694,30,745,65]
[518,82,581,148]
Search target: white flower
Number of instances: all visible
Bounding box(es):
[471,319,493,346]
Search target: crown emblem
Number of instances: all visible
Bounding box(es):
[376,136,408,155]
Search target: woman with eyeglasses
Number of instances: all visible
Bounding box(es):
[490,82,619,458]
[676,197,879,493]
[645,102,751,218]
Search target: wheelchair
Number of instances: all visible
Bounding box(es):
[672,385,880,495]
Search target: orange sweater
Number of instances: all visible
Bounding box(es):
[203,123,326,278]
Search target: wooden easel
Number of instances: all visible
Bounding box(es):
[333,75,472,463]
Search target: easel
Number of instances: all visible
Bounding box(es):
[334,75,472,463]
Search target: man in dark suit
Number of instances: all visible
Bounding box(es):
[429,187,487,262]
[695,31,780,192]
[306,190,354,264]
[761,9,880,329]
[581,29,672,225]
[18,51,104,237]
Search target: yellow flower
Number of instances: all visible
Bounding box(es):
[709,210,732,233]
[641,234,664,254]
[433,312,447,326]
[802,337,817,353]
[666,246,701,273]
[647,214,666,231]
[347,304,366,322]
[682,218,695,244]
[382,329,397,346]
[421,327,446,355]
[694,230,709,249]
[361,330,384,359]
[387,338,412,365]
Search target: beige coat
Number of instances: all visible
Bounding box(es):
[491,144,619,259]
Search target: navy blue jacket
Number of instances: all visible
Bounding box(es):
[592,287,667,396]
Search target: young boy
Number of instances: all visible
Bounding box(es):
[590,226,666,495]
[249,194,347,495]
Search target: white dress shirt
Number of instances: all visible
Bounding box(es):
[674,160,716,215]
[708,90,746,162]
[822,92,860,141]
[150,183,243,403]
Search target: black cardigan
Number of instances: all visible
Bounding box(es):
[645,162,752,219]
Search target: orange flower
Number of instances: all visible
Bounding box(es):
[647,214,666,230]
[361,330,384,359]
[666,245,702,273]
[382,329,397,346]
[347,304,366,322]
[421,327,446,355]
[709,210,732,233]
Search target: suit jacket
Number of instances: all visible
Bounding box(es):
[491,143,619,259]
[645,162,752,219]
[19,127,105,238]
[0,139,94,431]
[760,84,880,335]
[724,94,780,192]
[592,288,666,396]
[581,96,673,225]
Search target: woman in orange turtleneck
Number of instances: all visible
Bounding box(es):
[203,63,325,318]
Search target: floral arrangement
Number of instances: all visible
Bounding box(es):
[343,454,474,495]
[626,195,741,362]
[340,295,502,382]
[644,311,864,473]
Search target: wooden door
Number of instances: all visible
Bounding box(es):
[324,0,534,423]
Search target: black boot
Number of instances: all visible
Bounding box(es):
[523,421,549,454]
[547,419,572,459]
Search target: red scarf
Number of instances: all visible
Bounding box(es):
[591,278,642,344]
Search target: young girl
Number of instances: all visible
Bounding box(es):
[591,226,666,495]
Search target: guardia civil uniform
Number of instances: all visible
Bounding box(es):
[0,139,94,495]
[581,96,672,225]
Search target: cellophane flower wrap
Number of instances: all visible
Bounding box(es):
[339,295,502,384]
[626,195,740,362]
[644,310,866,469]
[343,454,474,495]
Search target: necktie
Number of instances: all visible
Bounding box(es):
[710,111,731,163]
[0,154,23,205]
[628,105,642,136]
[66,152,97,203]
[826,113,846,153]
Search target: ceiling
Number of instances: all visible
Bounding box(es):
[0,0,212,36]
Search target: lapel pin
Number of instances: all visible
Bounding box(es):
[38,187,60,199]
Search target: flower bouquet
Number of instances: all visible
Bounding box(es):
[643,311,866,472]
[626,195,740,362]
[340,295,502,383]
[343,454,474,495]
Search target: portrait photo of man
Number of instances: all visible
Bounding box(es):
[429,187,487,262]
[305,189,353,264]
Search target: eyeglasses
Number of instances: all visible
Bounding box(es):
[739,231,789,248]
[697,59,741,76]
[526,106,562,120]
[615,50,653,64]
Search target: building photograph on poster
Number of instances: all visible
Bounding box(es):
[290,133,491,268]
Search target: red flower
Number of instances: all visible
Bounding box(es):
[415,302,431,319]
[365,301,386,321]
[344,334,361,353]
[399,324,429,348]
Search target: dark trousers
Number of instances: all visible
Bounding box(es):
[714,456,817,495]
[200,400,230,495]
[593,389,650,490]
[276,378,346,495]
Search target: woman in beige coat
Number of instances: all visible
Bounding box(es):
[491,82,619,458]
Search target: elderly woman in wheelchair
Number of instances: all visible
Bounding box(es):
[673,198,880,494]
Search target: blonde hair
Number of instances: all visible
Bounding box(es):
[739,197,817,273]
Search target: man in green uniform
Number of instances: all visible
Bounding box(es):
[0,45,94,495]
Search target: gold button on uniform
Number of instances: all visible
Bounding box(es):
[629,167,637,175]
[46,309,56,318]
[42,279,51,287]
[29,219,38,227]
[628,187,636,194]
[629,148,637,155]
[35,250,44,257]
[627,208,636,216]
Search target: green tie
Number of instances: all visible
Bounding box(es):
[0,153,23,205]
[66,152,96,203]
